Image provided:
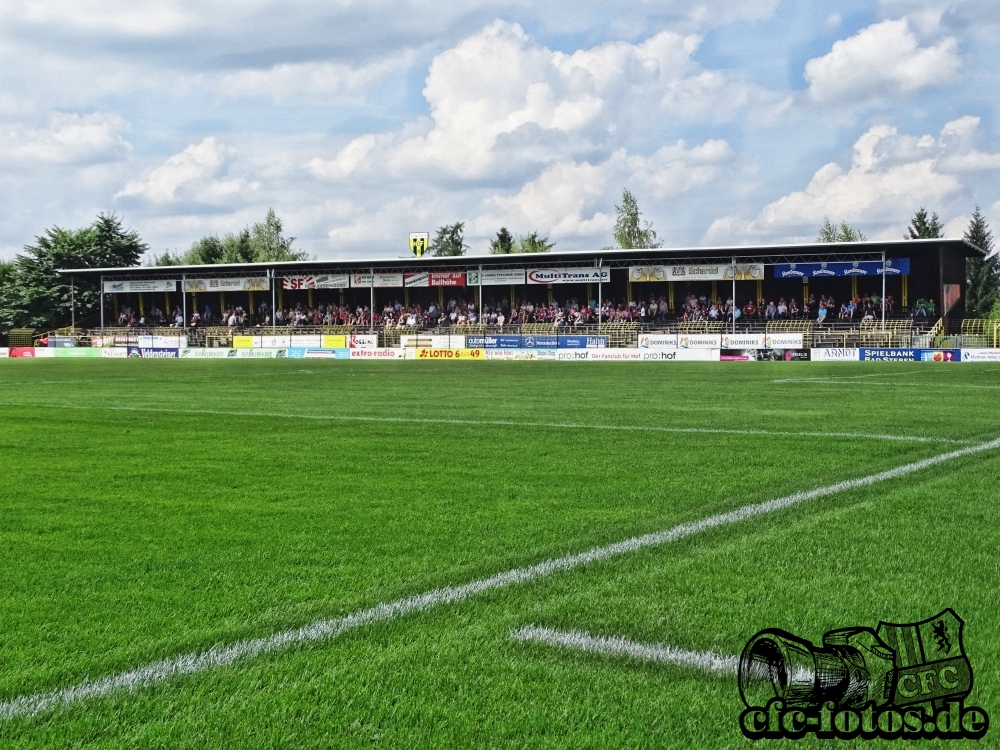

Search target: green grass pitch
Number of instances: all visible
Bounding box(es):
[0,359,998,748]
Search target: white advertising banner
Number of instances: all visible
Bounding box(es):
[721,333,766,349]
[431,335,465,349]
[103,280,177,293]
[811,348,860,361]
[350,273,404,288]
[678,334,722,349]
[282,274,350,290]
[484,348,558,360]
[637,334,678,349]
[257,335,291,348]
[404,273,429,287]
[180,348,233,358]
[138,335,188,349]
[0,347,7,358]
[526,267,610,284]
[960,348,1000,362]
[290,335,322,348]
[466,269,527,286]
[234,348,285,358]
[765,333,804,348]
[101,347,128,358]
[639,348,719,361]
[184,277,269,292]
[349,348,406,359]
[348,334,379,348]
[629,264,764,282]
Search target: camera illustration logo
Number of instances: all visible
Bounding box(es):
[738,610,989,740]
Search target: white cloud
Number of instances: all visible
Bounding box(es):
[702,118,996,244]
[312,21,776,182]
[804,19,960,103]
[4,111,131,164]
[115,137,259,205]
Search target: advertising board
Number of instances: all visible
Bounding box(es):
[53,348,101,357]
[678,334,722,349]
[302,349,351,359]
[629,264,764,282]
[184,277,269,292]
[101,347,128,358]
[180,348,233,358]
[558,336,607,348]
[859,348,960,362]
[720,333,766,349]
[126,347,179,358]
[281,274,350,289]
[466,269,526,286]
[404,272,466,287]
[765,333,804,348]
[557,349,642,361]
[526,267,609,284]
[811,348,860,361]
[637,333,678,349]
[523,335,558,348]
[466,335,522,349]
[350,347,406,359]
[322,335,346,349]
[233,336,254,348]
[103,280,177,293]
[0,348,7,357]
[138,336,188,349]
[484,348,557,360]
[348,334,378,348]
[774,259,910,278]
[960,348,1000,362]
[259,335,292,348]
[350,273,404,288]
[415,348,484,360]
[8,347,35,357]
[290,335,322,348]
[640,349,719,361]
[232,348,286,358]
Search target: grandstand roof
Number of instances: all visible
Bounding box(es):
[60,238,982,278]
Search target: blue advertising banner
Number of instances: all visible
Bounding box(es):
[774,259,910,278]
[522,335,558,348]
[860,348,961,362]
[126,347,179,358]
[466,335,522,349]
[558,336,608,348]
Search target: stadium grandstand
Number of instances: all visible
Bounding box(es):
[43,238,979,351]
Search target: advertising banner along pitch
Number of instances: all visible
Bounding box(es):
[351,273,404,288]
[282,274,350,290]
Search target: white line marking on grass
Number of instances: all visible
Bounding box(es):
[0,401,967,445]
[511,625,738,675]
[2,435,999,720]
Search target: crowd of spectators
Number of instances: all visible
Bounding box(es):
[112,290,920,330]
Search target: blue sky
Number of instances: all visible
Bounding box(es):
[1,0,997,260]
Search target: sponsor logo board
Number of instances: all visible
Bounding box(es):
[126,347,179,358]
[180,348,233,358]
[232,348,287,358]
[350,347,405,359]
[765,333,804,348]
[415,348,484,360]
[101,347,128,358]
[678,334,722,349]
[630,264,764,282]
[466,269,526,286]
[350,273,404,288]
[483,348,557,360]
[9,347,36,357]
[184,277,269,292]
[860,348,960,362]
[721,334,766,349]
[281,274,350,289]
[811,348,860,361]
[526,267,609,284]
[960,348,1000,362]
[52,348,101,357]
[466,335,522,349]
[638,334,678,349]
[302,349,351,359]
[233,335,254,348]
[290,335,322,348]
[0,347,7,357]
[103,280,177,293]
[348,334,378,348]
[774,259,910,278]
[322,335,346,349]
[522,335,558,348]
[558,335,607,348]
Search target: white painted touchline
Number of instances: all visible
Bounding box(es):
[2,435,999,720]
[0,401,968,445]
[511,625,738,675]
